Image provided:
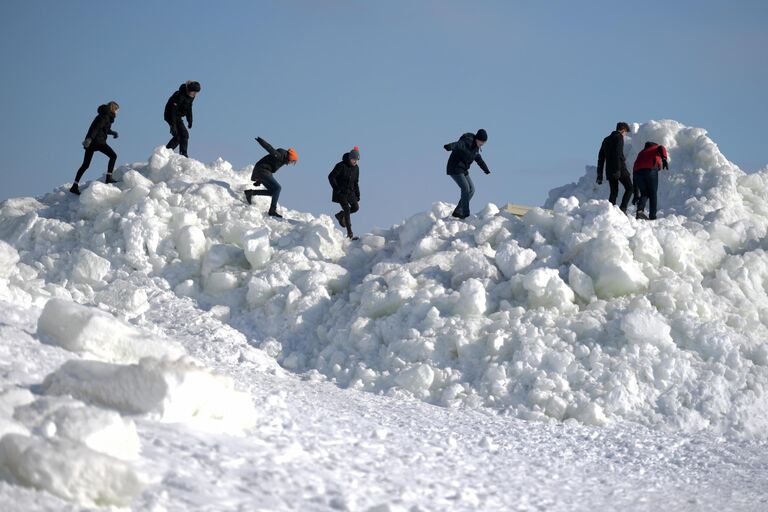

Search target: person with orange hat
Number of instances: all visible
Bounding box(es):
[245,136,298,218]
[328,146,361,240]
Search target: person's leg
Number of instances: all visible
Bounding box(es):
[177,122,189,157]
[608,177,619,205]
[97,144,118,182]
[74,148,96,184]
[166,121,179,150]
[648,169,659,219]
[465,175,475,215]
[253,173,281,212]
[337,197,353,236]
[450,174,471,217]
[634,170,649,217]
[619,171,633,211]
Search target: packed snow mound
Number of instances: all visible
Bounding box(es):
[1,124,767,440]
[42,356,258,434]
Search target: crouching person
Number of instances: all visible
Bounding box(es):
[245,136,298,218]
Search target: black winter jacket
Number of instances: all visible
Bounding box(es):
[251,137,290,180]
[84,104,117,146]
[444,133,490,175]
[164,83,196,125]
[597,131,628,180]
[328,153,360,203]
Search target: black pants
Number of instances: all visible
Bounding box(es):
[608,170,633,211]
[74,143,116,183]
[166,119,189,157]
[634,169,659,219]
[337,197,359,235]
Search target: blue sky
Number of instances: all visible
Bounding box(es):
[1,1,766,234]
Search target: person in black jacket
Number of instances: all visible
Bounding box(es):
[164,81,201,157]
[597,121,633,212]
[244,137,298,218]
[444,129,491,219]
[70,101,120,195]
[328,147,361,240]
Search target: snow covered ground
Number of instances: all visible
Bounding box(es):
[0,120,766,510]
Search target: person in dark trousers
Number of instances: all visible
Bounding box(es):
[632,141,668,220]
[164,81,201,157]
[328,146,361,240]
[245,136,298,218]
[444,129,491,219]
[70,101,120,195]
[597,122,633,213]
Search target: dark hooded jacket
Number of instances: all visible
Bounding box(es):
[164,83,196,125]
[597,131,629,180]
[251,137,291,180]
[328,153,360,203]
[84,104,117,146]
[444,133,490,175]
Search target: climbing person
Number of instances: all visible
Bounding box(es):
[596,122,633,213]
[632,141,669,220]
[244,136,298,218]
[328,146,361,240]
[444,129,491,219]
[164,80,201,157]
[70,101,120,195]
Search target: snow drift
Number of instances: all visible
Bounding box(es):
[0,120,766,444]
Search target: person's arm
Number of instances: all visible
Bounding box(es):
[167,93,179,121]
[354,167,361,200]
[84,114,107,146]
[328,164,341,190]
[475,154,491,174]
[597,140,606,183]
[255,137,278,157]
[619,135,628,172]
[187,100,193,128]
[659,145,669,169]
[444,141,457,151]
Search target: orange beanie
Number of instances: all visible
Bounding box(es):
[287,148,299,162]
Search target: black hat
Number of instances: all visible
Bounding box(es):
[349,146,360,160]
[187,81,201,92]
[475,129,488,142]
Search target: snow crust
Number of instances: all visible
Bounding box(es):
[0,120,767,507]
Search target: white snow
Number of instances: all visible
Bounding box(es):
[0,122,766,510]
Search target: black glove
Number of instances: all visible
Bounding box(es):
[662,158,668,170]
[111,131,118,139]
[596,177,603,185]
[82,138,91,149]
[187,121,192,129]
[484,169,491,175]
[444,144,452,151]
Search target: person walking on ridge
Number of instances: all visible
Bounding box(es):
[632,141,668,220]
[245,136,298,218]
[70,101,120,195]
[597,122,633,213]
[328,146,361,240]
[164,80,201,157]
[444,129,491,219]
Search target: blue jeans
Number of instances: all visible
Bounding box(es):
[450,173,475,217]
[634,169,659,219]
[251,173,282,211]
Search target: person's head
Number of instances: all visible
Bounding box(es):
[186,80,201,98]
[108,101,119,115]
[287,148,299,165]
[616,122,630,135]
[475,129,488,148]
[348,146,360,165]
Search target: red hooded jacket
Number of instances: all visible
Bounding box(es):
[633,142,668,172]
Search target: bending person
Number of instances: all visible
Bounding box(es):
[70,101,120,195]
[444,129,491,219]
[245,136,298,218]
[164,80,201,157]
[632,141,668,220]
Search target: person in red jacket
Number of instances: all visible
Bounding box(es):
[632,141,668,220]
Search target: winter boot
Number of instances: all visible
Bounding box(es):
[244,190,254,205]
[347,233,359,241]
[268,209,283,219]
[69,183,81,195]
[636,211,648,220]
[334,211,346,227]
[105,173,117,184]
